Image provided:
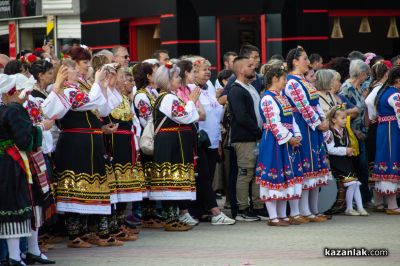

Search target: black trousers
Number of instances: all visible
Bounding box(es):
[190,147,219,217]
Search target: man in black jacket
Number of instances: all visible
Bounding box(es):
[228,56,264,221]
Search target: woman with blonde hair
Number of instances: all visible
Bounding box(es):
[150,63,201,231]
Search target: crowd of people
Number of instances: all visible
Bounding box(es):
[0,42,399,265]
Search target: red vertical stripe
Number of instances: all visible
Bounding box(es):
[216,17,221,72]
[9,22,16,59]
[260,14,267,64]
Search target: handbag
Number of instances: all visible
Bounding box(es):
[139,117,167,156]
[139,93,167,156]
[198,129,211,149]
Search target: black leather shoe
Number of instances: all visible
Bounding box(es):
[8,259,24,266]
[0,259,9,266]
[25,253,55,265]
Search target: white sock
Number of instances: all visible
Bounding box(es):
[265,201,278,222]
[289,199,300,217]
[28,229,41,256]
[354,184,364,211]
[7,238,22,261]
[309,188,319,214]
[373,190,384,206]
[387,194,399,210]
[346,184,356,210]
[299,190,312,217]
[277,201,288,219]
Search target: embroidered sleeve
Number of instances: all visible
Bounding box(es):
[324,130,347,156]
[41,90,71,120]
[261,95,292,145]
[293,117,301,139]
[134,93,153,128]
[285,79,321,130]
[23,96,44,125]
[159,94,199,124]
[96,87,122,117]
[387,92,400,129]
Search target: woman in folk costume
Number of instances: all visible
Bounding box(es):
[103,66,143,240]
[372,66,400,215]
[133,62,163,228]
[151,63,201,231]
[256,62,304,226]
[41,59,122,248]
[283,46,331,223]
[0,74,55,265]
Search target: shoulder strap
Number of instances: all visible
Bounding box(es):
[155,116,168,134]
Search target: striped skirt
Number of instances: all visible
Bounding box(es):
[0,219,31,239]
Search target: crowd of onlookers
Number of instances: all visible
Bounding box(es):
[0,42,399,266]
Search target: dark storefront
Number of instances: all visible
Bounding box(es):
[80,0,400,73]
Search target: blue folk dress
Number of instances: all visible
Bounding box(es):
[284,74,332,189]
[256,90,304,201]
[372,86,400,195]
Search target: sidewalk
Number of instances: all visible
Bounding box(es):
[47,212,399,266]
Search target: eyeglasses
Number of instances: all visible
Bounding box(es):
[119,55,130,59]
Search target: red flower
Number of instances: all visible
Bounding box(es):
[177,105,184,112]
[34,48,44,52]
[19,56,25,62]
[30,108,40,117]
[75,92,84,101]
[27,54,37,63]
[63,54,70,59]
[140,106,148,114]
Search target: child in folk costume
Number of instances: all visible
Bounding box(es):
[256,63,304,226]
[324,105,368,216]
[0,74,55,265]
[372,66,400,215]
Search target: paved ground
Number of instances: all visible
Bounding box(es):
[47,211,399,266]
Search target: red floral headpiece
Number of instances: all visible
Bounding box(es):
[34,47,44,53]
[26,54,38,63]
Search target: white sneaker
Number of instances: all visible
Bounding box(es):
[357,209,369,216]
[345,209,360,216]
[211,212,236,225]
[179,213,199,226]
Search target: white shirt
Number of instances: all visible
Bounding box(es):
[235,80,263,130]
[188,82,223,149]
[365,84,382,121]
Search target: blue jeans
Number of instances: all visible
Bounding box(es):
[0,238,28,261]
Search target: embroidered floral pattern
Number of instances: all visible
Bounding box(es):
[137,99,152,120]
[171,100,187,117]
[261,97,289,141]
[288,81,320,127]
[69,90,90,109]
[24,100,44,124]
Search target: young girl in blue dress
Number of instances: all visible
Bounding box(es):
[372,66,400,215]
[256,62,304,226]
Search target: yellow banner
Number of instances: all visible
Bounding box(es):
[46,15,55,36]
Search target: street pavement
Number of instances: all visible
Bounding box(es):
[47,210,399,266]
